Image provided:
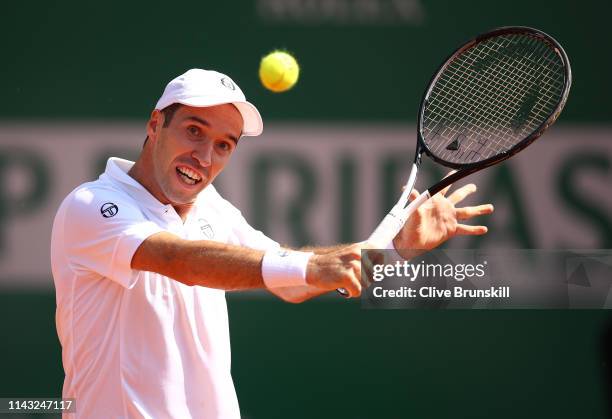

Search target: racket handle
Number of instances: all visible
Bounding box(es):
[367,190,430,248]
[336,190,430,298]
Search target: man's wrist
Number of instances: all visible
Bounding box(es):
[262,248,314,288]
[390,238,425,261]
[387,239,405,261]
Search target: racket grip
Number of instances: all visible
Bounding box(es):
[337,190,430,298]
[367,190,431,248]
[367,212,407,249]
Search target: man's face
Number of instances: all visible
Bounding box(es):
[146,104,243,205]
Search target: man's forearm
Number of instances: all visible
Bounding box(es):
[132,232,266,290]
[301,244,353,255]
[132,232,362,300]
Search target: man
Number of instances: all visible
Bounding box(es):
[51,68,493,418]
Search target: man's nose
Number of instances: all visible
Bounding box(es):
[192,141,213,167]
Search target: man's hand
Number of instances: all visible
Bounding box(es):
[267,244,364,303]
[305,243,363,297]
[393,182,494,260]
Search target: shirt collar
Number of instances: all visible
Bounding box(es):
[100,157,174,212]
[101,157,212,217]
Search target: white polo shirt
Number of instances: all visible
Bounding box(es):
[51,157,278,419]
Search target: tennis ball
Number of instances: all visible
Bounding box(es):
[259,50,299,93]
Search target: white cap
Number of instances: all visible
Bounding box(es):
[155,69,263,137]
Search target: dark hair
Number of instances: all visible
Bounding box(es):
[143,103,183,146]
[160,103,182,127]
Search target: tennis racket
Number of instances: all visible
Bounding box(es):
[338,26,572,297]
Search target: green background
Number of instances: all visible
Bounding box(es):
[1,0,611,418]
[2,0,610,122]
[1,293,610,418]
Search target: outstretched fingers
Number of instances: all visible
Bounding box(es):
[454,199,493,236]
[455,224,488,235]
[447,183,477,204]
[455,204,494,220]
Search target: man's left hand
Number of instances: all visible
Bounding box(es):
[393,182,494,260]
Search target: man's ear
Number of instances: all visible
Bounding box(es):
[146,110,163,142]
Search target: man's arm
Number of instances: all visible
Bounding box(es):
[131,182,492,303]
[132,232,265,289]
[131,232,363,297]
[271,182,495,303]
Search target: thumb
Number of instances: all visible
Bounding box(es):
[409,189,420,201]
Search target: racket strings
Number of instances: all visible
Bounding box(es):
[441,46,559,158]
[434,35,562,146]
[431,37,561,158]
[422,33,566,164]
[426,36,563,161]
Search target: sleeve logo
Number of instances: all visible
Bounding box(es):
[100,202,119,218]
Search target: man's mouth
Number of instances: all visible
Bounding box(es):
[176,166,203,186]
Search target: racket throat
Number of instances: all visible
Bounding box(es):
[397,162,419,209]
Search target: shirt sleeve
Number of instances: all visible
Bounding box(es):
[231,210,280,251]
[215,194,280,251]
[61,186,164,289]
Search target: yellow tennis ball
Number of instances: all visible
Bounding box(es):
[259,51,299,93]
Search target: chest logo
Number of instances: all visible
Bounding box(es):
[100,202,118,218]
[198,218,215,239]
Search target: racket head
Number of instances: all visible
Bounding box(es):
[416,26,572,170]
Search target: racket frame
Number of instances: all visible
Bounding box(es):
[337,26,572,298]
[417,26,572,180]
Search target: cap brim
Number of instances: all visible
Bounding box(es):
[162,98,263,137]
[232,102,264,137]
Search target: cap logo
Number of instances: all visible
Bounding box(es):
[220,77,236,91]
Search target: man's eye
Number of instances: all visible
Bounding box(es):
[188,126,201,136]
[218,141,232,152]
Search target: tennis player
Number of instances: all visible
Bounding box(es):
[50,68,493,418]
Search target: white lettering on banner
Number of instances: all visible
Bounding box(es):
[257,0,426,25]
[0,124,610,288]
